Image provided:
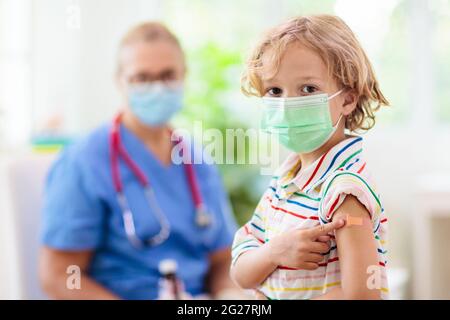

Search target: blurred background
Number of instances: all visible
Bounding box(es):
[0,0,449,299]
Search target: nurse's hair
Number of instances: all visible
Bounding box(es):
[241,14,389,132]
[116,22,185,75]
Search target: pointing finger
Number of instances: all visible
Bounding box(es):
[316,235,331,243]
[308,219,345,238]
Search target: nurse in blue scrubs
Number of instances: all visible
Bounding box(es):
[38,22,239,300]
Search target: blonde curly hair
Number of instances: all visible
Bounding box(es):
[241,15,389,132]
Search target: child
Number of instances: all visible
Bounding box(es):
[230,15,389,300]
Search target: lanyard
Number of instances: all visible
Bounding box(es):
[110,113,211,248]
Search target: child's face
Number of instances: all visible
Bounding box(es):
[260,42,354,126]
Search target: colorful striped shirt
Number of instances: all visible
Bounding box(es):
[231,136,389,299]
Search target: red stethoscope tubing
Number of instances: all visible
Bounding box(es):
[110,113,202,204]
[110,113,210,247]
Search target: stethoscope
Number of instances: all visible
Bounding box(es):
[110,113,212,248]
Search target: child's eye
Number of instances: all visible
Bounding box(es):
[266,87,283,97]
[301,85,318,94]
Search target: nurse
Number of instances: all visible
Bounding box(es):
[38,22,239,299]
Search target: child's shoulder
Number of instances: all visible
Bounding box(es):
[320,136,377,196]
[317,143,382,226]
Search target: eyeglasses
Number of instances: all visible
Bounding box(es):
[127,80,183,93]
[127,70,179,84]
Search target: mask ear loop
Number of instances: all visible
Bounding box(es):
[328,88,346,127]
[327,88,345,101]
[307,91,347,153]
[333,114,344,128]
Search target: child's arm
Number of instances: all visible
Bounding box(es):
[230,220,345,289]
[312,195,381,300]
[229,242,278,289]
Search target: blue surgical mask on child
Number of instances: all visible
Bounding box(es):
[128,81,184,126]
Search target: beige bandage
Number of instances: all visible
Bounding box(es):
[346,214,363,226]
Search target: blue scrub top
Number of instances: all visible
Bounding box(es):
[41,123,237,300]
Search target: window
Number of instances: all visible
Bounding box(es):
[0,0,32,147]
[434,0,450,123]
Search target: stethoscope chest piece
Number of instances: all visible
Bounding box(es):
[195,204,212,228]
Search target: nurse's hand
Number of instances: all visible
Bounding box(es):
[267,219,346,270]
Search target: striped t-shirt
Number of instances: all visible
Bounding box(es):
[231,136,388,299]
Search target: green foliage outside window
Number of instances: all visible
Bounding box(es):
[177,42,267,226]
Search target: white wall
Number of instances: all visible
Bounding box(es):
[0,0,32,146]
[31,0,163,135]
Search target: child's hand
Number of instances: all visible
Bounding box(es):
[267,219,345,270]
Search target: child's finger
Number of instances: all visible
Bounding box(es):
[305,253,325,263]
[307,219,345,238]
[309,241,330,254]
[300,262,319,271]
[316,235,331,242]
